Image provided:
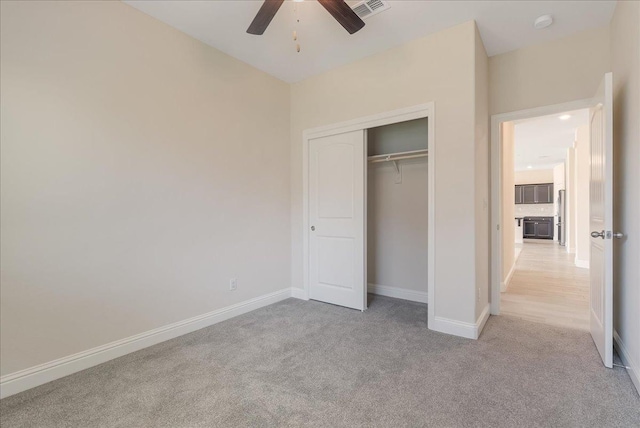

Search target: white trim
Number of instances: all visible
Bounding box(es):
[501,262,516,292]
[614,330,640,395]
[368,283,428,304]
[501,246,522,291]
[303,104,433,141]
[290,287,309,300]
[476,304,491,338]
[574,258,589,269]
[302,103,436,328]
[490,99,593,315]
[0,288,294,399]
[431,304,491,340]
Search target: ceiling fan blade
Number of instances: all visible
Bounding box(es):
[317,0,365,34]
[247,0,285,35]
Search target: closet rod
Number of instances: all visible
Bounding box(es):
[368,149,428,164]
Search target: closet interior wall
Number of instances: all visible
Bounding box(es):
[367,118,428,299]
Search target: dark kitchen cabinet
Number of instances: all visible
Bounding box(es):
[523,217,554,239]
[536,221,553,238]
[515,186,523,204]
[522,185,536,204]
[523,220,537,237]
[535,184,554,204]
[515,183,554,204]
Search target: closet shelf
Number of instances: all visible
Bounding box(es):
[367,149,428,164]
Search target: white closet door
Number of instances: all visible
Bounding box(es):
[308,130,366,311]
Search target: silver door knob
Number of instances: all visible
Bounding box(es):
[311,226,315,231]
[613,232,624,239]
[591,230,605,239]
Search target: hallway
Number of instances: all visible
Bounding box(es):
[501,240,590,331]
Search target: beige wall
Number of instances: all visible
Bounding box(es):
[610,0,640,393]
[0,1,291,376]
[474,26,490,318]
[290,21,485,324]
[514,169,554,185]
[490,26,610,115]
[368,160,428,293]
[501,122,515,286]
[574,125,590,267]
[553,163,566,191]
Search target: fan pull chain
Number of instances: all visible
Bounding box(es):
[293,2,301,53]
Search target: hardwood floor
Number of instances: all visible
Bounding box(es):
[501,240,590,331]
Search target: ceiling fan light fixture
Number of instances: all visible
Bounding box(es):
[247,0,364,35]
[534,14,553,30]
[559,114,571,120]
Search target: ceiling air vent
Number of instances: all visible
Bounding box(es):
[351,0,391,20]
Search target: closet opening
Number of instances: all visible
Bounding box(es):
[366,118,429,308]
[302,103,434,323]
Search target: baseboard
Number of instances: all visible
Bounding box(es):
[431,304,490,340]
[574,258,589,269]
[476,304,491,337]
[0,287,294,399]
[614,330,640,395]
[290,287,308,300]
[367,283,428,304]
[501,262,516,292]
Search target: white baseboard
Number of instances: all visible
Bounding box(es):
[367,283,428,304]
[574,258,589,269]
[0,287,294,399]
[614,330,640,395]
[290,287,308,300]
[430,304,490,340]
[501,262,516,292]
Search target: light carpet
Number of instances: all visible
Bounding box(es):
[1,296,639,427]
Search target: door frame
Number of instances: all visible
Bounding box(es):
[302,103,435,324]
[490,98,593,315]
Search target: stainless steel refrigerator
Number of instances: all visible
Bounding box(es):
[557,190,566,246]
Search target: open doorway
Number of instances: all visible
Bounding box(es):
[499,109,591,330]
[491,74,615,367]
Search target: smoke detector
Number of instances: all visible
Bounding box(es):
[534,15,553,30]
[351,0,391,20]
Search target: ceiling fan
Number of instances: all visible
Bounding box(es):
[247,0,365,35]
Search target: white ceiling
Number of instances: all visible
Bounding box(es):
[513,109,589,172]
[123,0,616,83]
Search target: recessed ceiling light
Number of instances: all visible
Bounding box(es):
[527,165,533,169]
[559,114,571,120]
[534,15,553,30]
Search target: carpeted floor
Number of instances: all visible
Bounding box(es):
[1,296,639,427]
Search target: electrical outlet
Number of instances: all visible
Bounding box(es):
[229,278,237,291]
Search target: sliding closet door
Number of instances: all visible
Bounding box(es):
[308,130,366,311]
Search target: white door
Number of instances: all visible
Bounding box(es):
[589,72,614,368]
[308,130,366,310]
